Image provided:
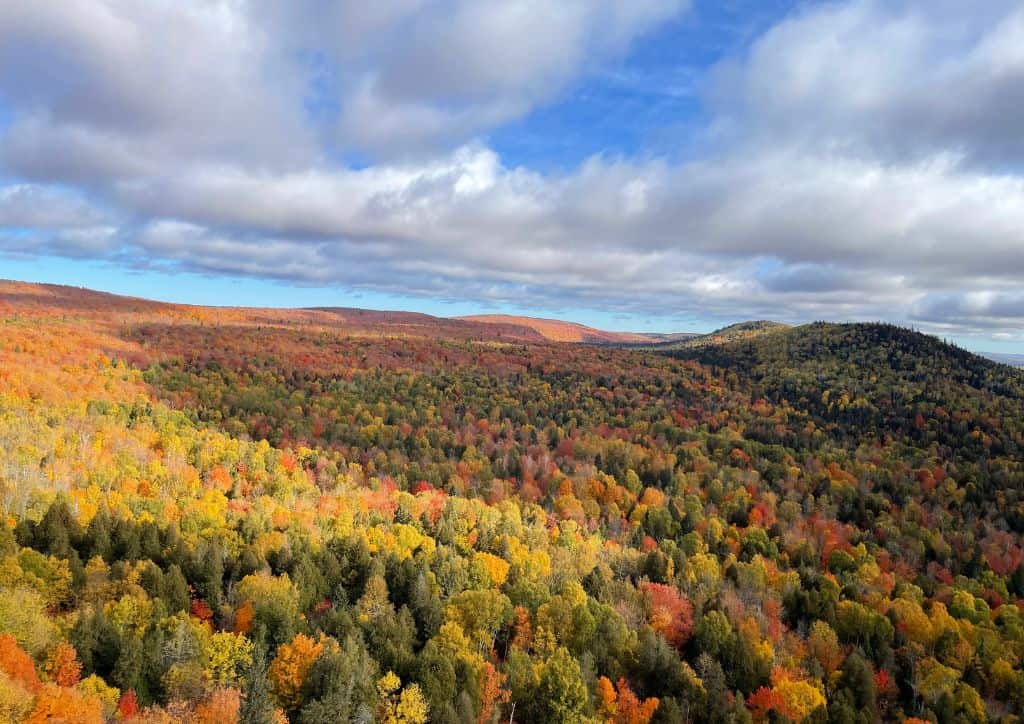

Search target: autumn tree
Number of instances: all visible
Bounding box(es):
[269,633,325,714]
[46,642,83,687]
[377,671,429,724]
[0,635,38,692]
[534,647,587,724]
[642,582,693,649]
[26,684,103,724]
[597,676,660,724]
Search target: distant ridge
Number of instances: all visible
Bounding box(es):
[983,352,1024,368]
[0,279,660,345]
[457,314,655,344]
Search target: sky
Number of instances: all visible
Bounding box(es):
[1,1,1024,352]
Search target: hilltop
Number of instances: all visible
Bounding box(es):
[653,320,789,350]
[671,321,1023,395]
[667,321,1024,467]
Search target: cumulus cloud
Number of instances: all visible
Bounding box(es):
[257,0,689,154]
[714,0,1024,166]
[0,1,313,173]
[911,292,1024,334]
[0,185,107,229]
[0,0,1023,338]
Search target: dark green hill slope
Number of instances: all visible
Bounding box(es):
[667,322,1024,506]
[672,321,1024,409]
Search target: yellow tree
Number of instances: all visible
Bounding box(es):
[775,679,825,723]
[377,671,429,724]
[204,631,254,688]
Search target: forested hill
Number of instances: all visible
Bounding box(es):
[670,321,1024,518]
[2,284,1024,723]
[670,322,1024,425]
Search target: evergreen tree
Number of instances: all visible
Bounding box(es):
[240,639,277,724]
[84,509,112,561]
[161,564,190,613]
[299,635,378,723]
[113,635,148,703]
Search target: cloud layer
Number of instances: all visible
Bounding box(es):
[1,0,1023,339]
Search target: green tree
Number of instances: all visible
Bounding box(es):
[240,639,277,724]
[535,647,588,724]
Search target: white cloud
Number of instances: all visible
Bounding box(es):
[257,0,689,153]
[0,1,313,172]
[0,185,107,229]
[716,0,1024,165]
[0,0,1023,338]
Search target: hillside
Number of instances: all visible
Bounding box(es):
[0,282,1023,723]
[668,322,1024,498]
[458,313,654,343]
[671,321,1024,411]
[640,320,789,350]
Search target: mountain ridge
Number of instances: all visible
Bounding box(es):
[457,313,656,343]
[0,280,663,344]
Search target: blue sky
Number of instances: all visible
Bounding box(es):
[489,0,804,170]
[1,1,1023,351]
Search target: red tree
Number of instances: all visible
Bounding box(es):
[641,583,694,649]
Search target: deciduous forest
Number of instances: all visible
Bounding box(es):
[1,282,1022,723]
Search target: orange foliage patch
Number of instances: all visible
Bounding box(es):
[46,642,82,688]
[27,684,103,724]
[0,635,39,692]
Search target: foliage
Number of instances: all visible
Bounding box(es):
[377,671,429,724]
[0,285,1022,722]
[268,634,325,713]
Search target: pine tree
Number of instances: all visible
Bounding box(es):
[113,635,148,703]
[39,499,81,557]
[196,539,225,610]
[161,564,190,613]
[84,510,111,561]
[240,639,277,724]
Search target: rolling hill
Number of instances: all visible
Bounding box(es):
[0,280,673,346]
[1,280,1024,722]
[665,321,1024,471]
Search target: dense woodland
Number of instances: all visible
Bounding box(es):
[1,283,1023,723]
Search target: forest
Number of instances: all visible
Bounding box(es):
[0,282,1023,723]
